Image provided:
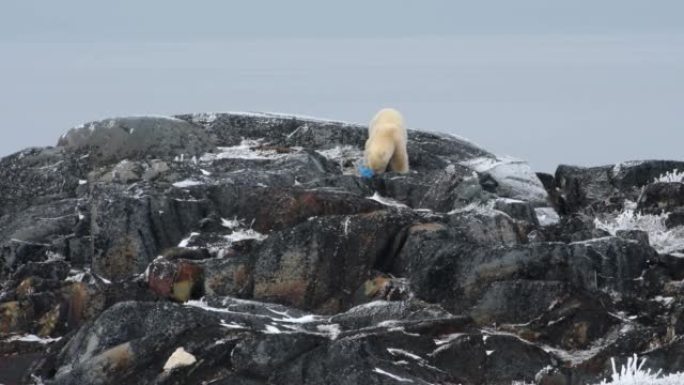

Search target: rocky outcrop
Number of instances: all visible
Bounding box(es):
[553,161,684,215]
[1,112,683,385]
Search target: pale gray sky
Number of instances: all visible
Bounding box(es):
[1,1,683,171]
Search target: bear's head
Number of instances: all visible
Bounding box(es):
[366,146,394,174]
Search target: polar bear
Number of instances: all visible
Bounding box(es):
[363,108,409,176]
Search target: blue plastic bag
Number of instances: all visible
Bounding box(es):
[358,165,374,179]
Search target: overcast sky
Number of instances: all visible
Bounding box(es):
[1,1,683,171]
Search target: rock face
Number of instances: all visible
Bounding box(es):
[0,112,683,385]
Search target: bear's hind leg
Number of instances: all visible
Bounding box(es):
[389,145,409,173]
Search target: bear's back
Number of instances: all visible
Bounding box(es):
[369,108,404,137]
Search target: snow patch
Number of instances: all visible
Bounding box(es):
[185,299,233,314]
[264,325,282,334]
[64,268,111,285]
[220,320,247,330]
[30,374,47,385]
[5,334,62,344]
[267,309,321,323]
[343,216,351,236]
[224,229,267,243]
[188,111,354,126]
[593,354,684,385]
[654,296,675,306]
[178,232,200,247]
[172,198,203,203]
[173,179,203,188]
[654,169,684,183]
[45,251,66,262]
[496,197,525,204]
[221,217,241,229]
[612,160,646,177]
[434,333,466,346]
[262,111,357,124]
[448,200,497,216]
[594,200,684,254]
[388,348,424,361]
[535,207,561,226]
[368,192,409,209]
[191,110,354,125]
[188,112,218,124]
[316,145,363,174]
[163,347,197,371]
[316,324,341,340]
[460,155,548,203]
[373,368,413,382]
[378,320,402,328]
[200,139,289,162]
[349,300,391,311]
[97,275,111,284]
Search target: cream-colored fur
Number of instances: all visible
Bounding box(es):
[364,108,409,174]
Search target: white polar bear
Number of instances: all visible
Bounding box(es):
[363,108,409,175]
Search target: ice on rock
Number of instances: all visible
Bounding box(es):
[460,156,548,204]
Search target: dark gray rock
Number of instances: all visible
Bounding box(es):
[483,334,557,385]
[11,260,70,283]
[200,255,253,298]
[179,112,549,204]
[0,148,89,218]
[274,331,450,385]
[429,333,487,384]
[637,182,684,215]
[504,291,618,351]
[24,296,476,385]
[531,214,611,243]
[57,116,215,166]
[555,160,684,214]
[469,280,567,324]
[615,229,650,245]
[555,164,615,214]
[657,254,684,280]
[565,323,657,385]
[666,208,684,228]
[494,198,540,225]
[642,337,684,377]
[330,299,455,330]
[231,333,324,379]
[611,160,684,190]
[537,172,556,191]
[2,112,684,385]
[208,185,384,233]
[252,211,415,313]
[396,235,654,321]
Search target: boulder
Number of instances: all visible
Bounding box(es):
[555,160,684,214]
[637,182,684,214]
[57,116,215,166]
